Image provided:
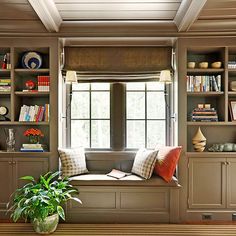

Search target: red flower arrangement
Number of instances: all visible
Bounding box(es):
[24,128,44,144]
[24,128,44,137]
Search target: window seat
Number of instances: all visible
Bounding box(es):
[70,174,179,187]
[65,152,181,224]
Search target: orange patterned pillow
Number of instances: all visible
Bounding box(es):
[154,146,182,182]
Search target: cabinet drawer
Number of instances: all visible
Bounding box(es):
[68,191,116,210]
[120,190,169,210]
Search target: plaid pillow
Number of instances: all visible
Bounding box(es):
[131,148,158,179]
[58,148,88,177]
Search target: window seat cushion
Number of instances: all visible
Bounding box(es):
[69,174,180,187]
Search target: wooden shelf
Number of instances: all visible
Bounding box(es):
[186,152,236,158]
[0,121,49,125]
[15,91,49,97]
[0,91,11,95]
[0,69,11,73]
[187,68,224,74]
[187,121,236,126]
[14,68,49,73]
[0,151,50,157]
[187,92,224,96]
[228,91,236,96]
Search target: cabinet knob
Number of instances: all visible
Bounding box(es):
[8,161,12,164]
[12,161,16,164]
[227,161,231,165]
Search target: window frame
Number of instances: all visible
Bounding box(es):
[66,81,172,151]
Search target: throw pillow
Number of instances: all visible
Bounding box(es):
[154,146,182,182]
[58,147,89,177]
[131,148,158,179]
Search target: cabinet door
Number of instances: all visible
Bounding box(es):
[14,158,48,189]
[188,158,226,209]
[0,158,13,215]
[227,158,236,208]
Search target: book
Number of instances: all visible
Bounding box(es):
[107,169,131,179]
[20,148,44,152]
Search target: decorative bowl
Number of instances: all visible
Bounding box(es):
[211,61,222,69]
[21,51,42,69]
[187,62,196,69]
[199,62,208,69]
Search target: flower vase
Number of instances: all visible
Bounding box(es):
[29,135,39,144]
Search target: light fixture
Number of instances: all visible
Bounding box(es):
[159,70,172,84]
[65,70,77,83]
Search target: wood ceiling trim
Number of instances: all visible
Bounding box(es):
[174,0,207,32]
[28,0,62,32]
[54,0,182,3]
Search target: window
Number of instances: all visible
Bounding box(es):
[67,81,171,150]
[70,83,110,148]
[126,82,166,149]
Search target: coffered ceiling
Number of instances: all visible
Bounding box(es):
[0,0,236,35]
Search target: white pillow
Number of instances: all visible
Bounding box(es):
[131,148,158,179]
[58,147,88,177]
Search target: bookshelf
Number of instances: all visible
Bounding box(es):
[0,38,58,219]
[178,38,236,222]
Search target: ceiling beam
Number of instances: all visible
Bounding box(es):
[174,0,207,32]
[28,0,62,32]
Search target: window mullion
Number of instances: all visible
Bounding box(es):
[89,84,92,148]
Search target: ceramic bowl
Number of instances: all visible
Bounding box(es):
[211,61,222,69]
[199,62,208,69]
[187,62,196,69]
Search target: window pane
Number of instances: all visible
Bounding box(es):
[71,120,90,148]
[126,120,145,148]
[91,92,110,119]
[146,82,164,90]
[126,82,145,91]
[126,92,145,119]
[91,83,110,90]
[72,83,90,90]
[147,92,165,119]
[71,92,89,119]
[91,120,110,148]
[147,120,165,148]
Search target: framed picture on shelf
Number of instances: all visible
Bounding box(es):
[229,101,236,121]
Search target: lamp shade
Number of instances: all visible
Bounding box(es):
[159,70,172,83]
[66,70,77,83]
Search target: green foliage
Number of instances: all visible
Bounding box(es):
[8,171,81,222]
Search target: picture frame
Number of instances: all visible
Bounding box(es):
[229,101,236,121]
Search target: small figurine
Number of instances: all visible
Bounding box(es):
[0,106,10,121]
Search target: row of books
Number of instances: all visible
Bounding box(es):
[186,75,221,92]
[38,76,50,92]
[20,143,46,152]
[191,107,218,122]
[0,78,11,91]
[0,53,11,69]
[19,104,50,122]
[228,61,236,69]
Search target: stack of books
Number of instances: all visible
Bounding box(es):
[19,104,50,122]
[0,78,11,91]
[191,107,218,122]
[186,75,221,92]
[38,76,50,92]
[228,61,236,69]
[20,143,45,152]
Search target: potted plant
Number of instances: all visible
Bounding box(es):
[8,171,81,234]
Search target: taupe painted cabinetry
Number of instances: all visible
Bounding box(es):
[0,155,48,218]
[189,157,236,209]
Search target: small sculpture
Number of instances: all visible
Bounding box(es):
[208,143,236,152]
[192,127,206,152]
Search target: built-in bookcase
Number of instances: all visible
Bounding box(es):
[0,38,58,219]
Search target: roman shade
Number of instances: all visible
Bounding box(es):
[63,46,172,82]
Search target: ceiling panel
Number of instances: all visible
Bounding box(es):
[55,0,182,20]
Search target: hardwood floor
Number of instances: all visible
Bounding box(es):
[1,224,236,235]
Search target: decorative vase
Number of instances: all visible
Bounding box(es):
[4,128,15,152]
[32,213,59,235]
[192,127,206,152]
[29,135,39,144]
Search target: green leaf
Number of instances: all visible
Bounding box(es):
[57,206,65,220]
[20,176,35,182]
